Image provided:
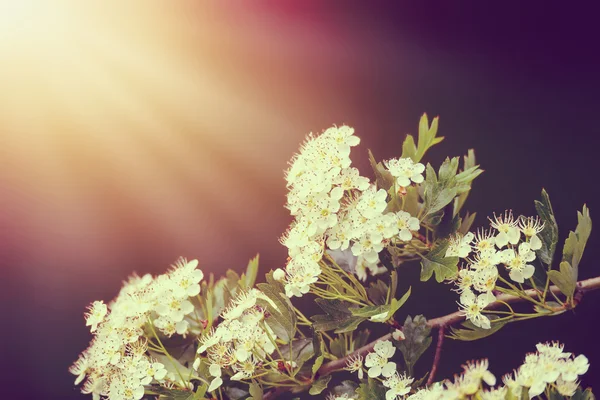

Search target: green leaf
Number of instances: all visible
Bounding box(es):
[534,189,559,266]
[311,299,366,333]
[350,288,410,322]
[548,261,577,298]
[329,335,346,359]
[309,375,332,395]
[257,282,297,343]
[458,211,476,235]
[368,149,395,191]
[447,316,507,341]
[436,204,460,239]
[562,204,592,273]
[311,331,325,376]
[398,315,432,376]
[367,280,388,305]
[454,149,481,215]
[279,337,314,372]
[353,329,371,349]
[572,388,596,400]
[420,240,459,282]
[241,254,260,289]
[355,378,386,400]
[249,382,263,400]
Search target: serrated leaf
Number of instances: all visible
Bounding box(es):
[309,375,331,395]
[311,299,366,333]
[242,254,260,289]
[350,287,410,321]
[367,280,388,305]
[423,163,459,217]
[398,315,432,376]
[153,386,200,400]
[458,211,476,235]
[448,316,507,341]
[256,282,296,343]
[355,378,386,400]
[534,189,559,266]
[548,261,577,297]
[329,336,346,359]
[353,329,371,349]
[420,240,459,282]
[562,205,592,278]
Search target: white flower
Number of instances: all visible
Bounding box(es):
[169,258,204,298]
[69,352,89,385]
[473,228,496,254]
[222,289,259,320]
[383,372,414,400]
[556,378,579,396]
[364,340,397,378]
[462,359,496,386]
[392,329,405,341]
[395,211,420,241]
[489,210,521,248]
[502,242,536,283]
[459,289,492,329]
[273,268,286,281]
[345,354,364,379]
[561,354,589,382]
[356,187,388,219]
[335,167,370,191]
[384,157,425,187]
[446,232,475,258]
[85,301,107,333]
[518,216,545,251]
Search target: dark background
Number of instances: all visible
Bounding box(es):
[1,2,599,399]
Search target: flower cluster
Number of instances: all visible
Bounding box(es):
[194,289,277,392]
[449,211,545,329]
[281,126,422,296]
[503,342,589,398]
[405,343,588,399]
[69,259,204,400]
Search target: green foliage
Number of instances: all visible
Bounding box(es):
[401,113,444,163]
[397,315,432,375]
[420,240,459,282]
[311,331,325,376]
[367,279,388,305]
[355,378,387,400]
[249,382,263,400]
[458,211,476,235]
[534,190,559,266]
[152,386,207,400]
[454,149,479,215]
[311,299,366,333]
[368,149,395,191]
[447,316,507,341]
[257,278,297,343]
[549,205,592,298]
[350,288,411,322]
[241,254,260,289]
[422,156,481,225]
[309,375,332,395]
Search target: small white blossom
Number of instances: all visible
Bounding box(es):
[85,301,108,333]
[384,157,425,187]
[383,372,414,400]
[364,340,397,378]
[446,232,475,258]
[489,210,521,248]
[345,354,364,379]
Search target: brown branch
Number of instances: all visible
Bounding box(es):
[316,276,600,378]
[427,325,445,385]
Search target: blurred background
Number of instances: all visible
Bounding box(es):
[1,1,598,398]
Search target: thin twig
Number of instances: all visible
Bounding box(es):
[427,325,445,385]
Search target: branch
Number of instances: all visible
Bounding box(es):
[316,276,600,378]
[427,325,445,385]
